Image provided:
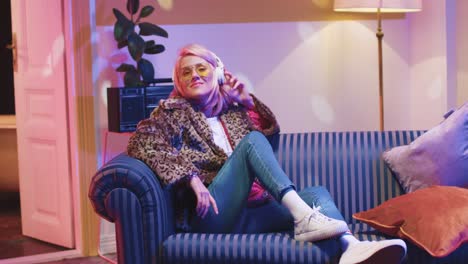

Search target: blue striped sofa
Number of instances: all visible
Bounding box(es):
[89,131,468,264]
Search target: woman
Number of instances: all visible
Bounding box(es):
[127,44,406,264]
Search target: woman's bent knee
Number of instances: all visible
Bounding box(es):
[244,131,268,145]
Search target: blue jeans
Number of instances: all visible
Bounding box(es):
[232,186,346,234]
[190,131,345,233]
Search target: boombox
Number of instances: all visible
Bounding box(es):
[107,79,174,132]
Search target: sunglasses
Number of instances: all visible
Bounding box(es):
[180,63,212,81]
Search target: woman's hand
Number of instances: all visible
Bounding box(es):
[223,71,255,109]
[189,175,219,218]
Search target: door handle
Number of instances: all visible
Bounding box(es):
[6,32,17,72]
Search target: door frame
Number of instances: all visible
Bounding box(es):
[64,0,100,257]
[4,0,98,263]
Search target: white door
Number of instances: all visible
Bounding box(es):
[11,0,74,248]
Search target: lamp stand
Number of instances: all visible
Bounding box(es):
[376,8,384,131]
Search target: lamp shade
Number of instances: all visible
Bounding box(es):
[334,0,422,13]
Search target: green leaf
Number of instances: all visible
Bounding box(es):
[127,32,145,61]
[145,40,155,48]
[116,63,136,72]
[112,8,128,22]
[139,22,168,38]
[117,40,128,49]
[126,0,140,15]
[145,44,165,54]
[138,58,155,82]
[139,6,154,18]
[124,69,141,87]
[113,8,134,42]
[113,19,134,42]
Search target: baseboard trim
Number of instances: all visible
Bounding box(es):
[0,249,82,264]
[99,233,117,255]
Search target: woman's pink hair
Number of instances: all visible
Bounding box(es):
[170,44,231,116]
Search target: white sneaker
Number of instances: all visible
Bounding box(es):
[339,239,407,264]
[294,205,349,242]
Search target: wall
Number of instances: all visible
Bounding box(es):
[93,0,414,146]
[407,0,468,129]
[95,0,381,25]
[457,0,468,106]
[0,128,19,192]
[408,1,448,129]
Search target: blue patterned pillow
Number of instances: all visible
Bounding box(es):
[382,103,468,193]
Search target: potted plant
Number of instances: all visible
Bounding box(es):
[113,0,169,87]
[107,0,173,132]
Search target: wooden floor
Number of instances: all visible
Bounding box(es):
[0,192,118,263]
[43,255,117,263]
[0,192,69,260]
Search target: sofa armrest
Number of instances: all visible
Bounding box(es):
[88,153,175,263]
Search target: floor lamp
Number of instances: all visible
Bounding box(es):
[333,0,422,131]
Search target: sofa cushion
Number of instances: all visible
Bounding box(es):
[382,103,468,193]
[161,225,468,264]
[353,186,468,257]
[162,232,341,264]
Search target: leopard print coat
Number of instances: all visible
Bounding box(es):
[126,94,280,187]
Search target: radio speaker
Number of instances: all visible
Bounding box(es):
[107,80,173,132]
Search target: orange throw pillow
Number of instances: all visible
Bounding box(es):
[353,186,468,257]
